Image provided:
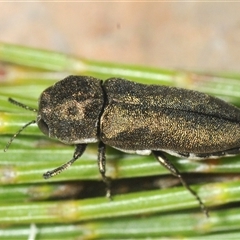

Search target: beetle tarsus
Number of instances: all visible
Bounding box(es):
[42,144,87,179]
[152,150,209,217]
[98,141,112,199]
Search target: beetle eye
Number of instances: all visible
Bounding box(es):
[37,118,49,136]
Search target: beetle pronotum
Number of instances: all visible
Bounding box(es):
[5,75,240,217]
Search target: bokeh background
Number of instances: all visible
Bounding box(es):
[0,2,239,73]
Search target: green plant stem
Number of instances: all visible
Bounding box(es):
[1,43,240,104]
[1,201,240,239]
[0,180,239,225]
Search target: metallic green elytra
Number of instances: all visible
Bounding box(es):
[5,75,240,217]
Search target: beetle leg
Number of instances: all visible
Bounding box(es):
[152,150,209,217]
[98,141,112,199]
[43,144,87,179]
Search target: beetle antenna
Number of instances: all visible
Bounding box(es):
[8,98,37,112]
[4,98,37,152]
[4,120,36,152]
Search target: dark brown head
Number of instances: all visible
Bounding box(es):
[37,76,104,144]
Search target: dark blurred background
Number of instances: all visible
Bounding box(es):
[0,2,239,72]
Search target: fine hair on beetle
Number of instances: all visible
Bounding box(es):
[6,75,240,217]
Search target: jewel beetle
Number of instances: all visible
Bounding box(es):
[5,75,240,217]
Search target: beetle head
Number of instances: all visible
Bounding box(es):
[37,75,104,144]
